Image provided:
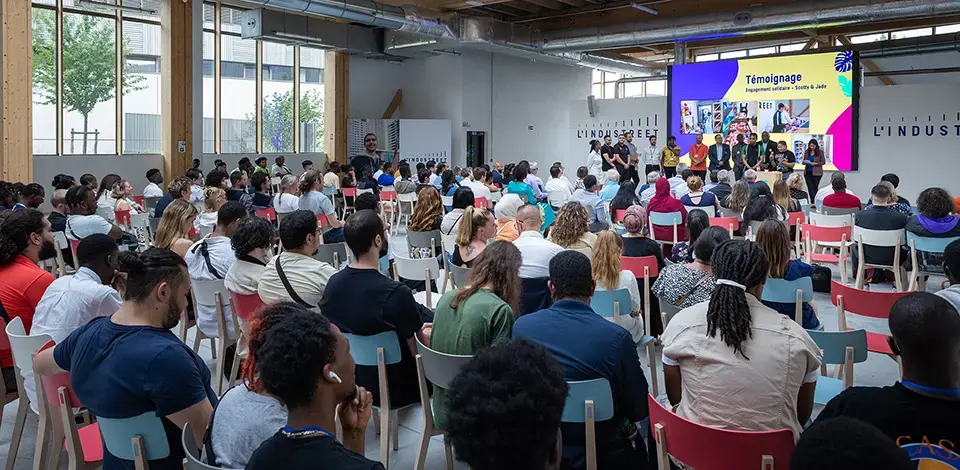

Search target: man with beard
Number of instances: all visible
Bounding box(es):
[351,133,382,178]
[258,210,338,306]
[758,131,777,170]
[321,209,433,411]
[32,248,216,470]
[0,209,56,389]
[732,133,748,180]
[64,185,124,241]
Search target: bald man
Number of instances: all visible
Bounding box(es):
[513,205,563,279]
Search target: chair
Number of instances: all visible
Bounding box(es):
[255,207,277,223]
[799,223,851,285]
[562,379,615,470]
[821,205,861,216]
[342,187,358,217]
[489,189,502,203]
[906,232,960,291]
[474,197,488,209]
[97,411,170,468]
[648,394,794,470]
[96,206,115,222]
[787,212,806,256]
[831,280,911,360]
[380,190,398,226]
[192,279,233,395]
[395,192,417,234]
[143,197,160,218]
[130,212,152,245]
[441,195,454,209]
[614,209,627,223]
[438,233,458,293]
[709,216,739,238]
[316,213,330,229]
[658,297,682,328]
[413,339,472,470]
[227,291,265,388]
[760,277,814,325]
[270,176,281,193]
[805,329,868,405]
[648,211,682,246]
[1,317,34,470]
[518,277,552,316]
[198,224,214,238]
[746,220,764,240]
[69,239,81,270]
[590,289,631,326]
[43,376,103,470]
[718,207,740,219]
[407,230,442,259]
[183,422,233,469]
[394,255,442,309]
[132,195,145,206]
[114,209,132,230]
[449,263,472,289]
[52,231,72,277]
[684,205,715,217]
[342,331,406,467]
[618,255,661,394]
[313,242,349,270]
[853,226,906,291]
[148,217,161,242]
[809,212,854,228]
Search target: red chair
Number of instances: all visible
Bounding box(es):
[69,239,81,270]
[799,223,851,285]
[188,226,198,238]
[620,256,661,394]
[615,209,627,223]
[831,280,912,357]
[787,212,806,227]
[37,342,103,470]
[341,187,358,217]
[114,209,131,229]
[709,216,739,237]
[132,195,145,206]
[474,197,488,210]
[648,394,794,470]
[255,207,277,222]
[317,213,330,229]
[227,291,265,388]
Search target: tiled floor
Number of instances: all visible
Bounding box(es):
[0,228,913,469]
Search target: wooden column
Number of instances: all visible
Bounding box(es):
[161,0,193,179]
[1,0,33,182]
[324,51,349,164]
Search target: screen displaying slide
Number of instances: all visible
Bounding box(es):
[669,51,857,171]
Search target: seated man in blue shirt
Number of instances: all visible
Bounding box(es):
[376,161,395,187]
[571,175,611,233]
[33,248,216,470]
[513,251,650,470]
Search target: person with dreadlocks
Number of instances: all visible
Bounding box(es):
[660,239,822,440]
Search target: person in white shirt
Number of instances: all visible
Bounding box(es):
[273,175,300,214]
[184,202,245,344]
[815,172,858,210]
[143,168,165,198]
[64,185,123,241]
[669,164,691,198]
[586,140,604,181]
[258,210,338,306]
[196,187,226,232]
[638,171,660,204]
[186,168,204,205]
[513,205,564,279]
[270,156,292,177]
[224,216,274,360]
[545,165,574,209]
[464,167,493,201]
[27,234,124,412]
[322,162,341,190]
[643,135,661,176]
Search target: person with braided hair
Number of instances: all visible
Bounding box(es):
[661,239,822,440]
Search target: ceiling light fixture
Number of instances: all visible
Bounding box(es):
[630,3,659,15]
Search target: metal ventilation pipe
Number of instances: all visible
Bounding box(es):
[241,0,456,38]
[540,0,960,52]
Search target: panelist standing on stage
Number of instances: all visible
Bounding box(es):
[708,134,732,172]
[688,134,709,180]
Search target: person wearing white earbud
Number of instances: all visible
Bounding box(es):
[245,304,383,470]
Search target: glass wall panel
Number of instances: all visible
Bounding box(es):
[122,21,160,154]
[220,34,256,153]
[299,47,324,153]
[262,42,294,153]
[62,13,117,154]
[32,8,58,155]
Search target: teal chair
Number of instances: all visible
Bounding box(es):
[761,277,814,325]
[590,289,632,325]
[342,331,405,467]
[97,411,170,468]
[806,329,868,405]
[907,232,960,291]
[562,378,615,470]
[648,211,683,245]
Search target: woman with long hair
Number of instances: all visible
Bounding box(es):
[547,202,597,257]
[587,139,603,180]
[773,179,801,213]
[441,186,475,235]
[453,206,495,267]
[154,199,199,257]
[786,173,809,203]
[96,173,122,212]
[197,187,226,231]
[493,193,524,242]
[803,138,826,194]
[111,180,144,214]
[661,239,821,440]
[724,180,750,212]
[506,162,538,204]
[755,219,820,329]
[592,231,644,342]
[409,186,444,259]
[441,169,459,199]
[647,178,689,242]
[430,241,521,428]
[743,183,787,223]
[670,208,710,263]
[610,181,640,216]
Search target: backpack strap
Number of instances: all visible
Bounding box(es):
[275,256,312,307]
[190,239,223,280]
[202,385,228,465]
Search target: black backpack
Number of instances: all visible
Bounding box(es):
[811,264,833,293]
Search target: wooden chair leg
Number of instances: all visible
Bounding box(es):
[413,417,432,470]
[228,335,243,390]
[379,408,390,467]
[391,410,399,451]
[215,339,229,396]
[48,434,63,470]
[191,327,202,353]
[209,337,217,360]
[373,409,381,436]
[444,438,454,470]
[4,398,29,470]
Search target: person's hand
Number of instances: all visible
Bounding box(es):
[111,271,127,297]
[420,323,433,341]
[630,310,641,318]
[338,386,373,435]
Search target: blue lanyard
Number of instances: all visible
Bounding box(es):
[901,380,960,396]
[283,425,333,438]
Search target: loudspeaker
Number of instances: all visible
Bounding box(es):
[587,95,598,117]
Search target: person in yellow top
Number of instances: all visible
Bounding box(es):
[661,135,681,178]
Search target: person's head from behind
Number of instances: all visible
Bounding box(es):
[117,248,190,329]
[549,165,561,180]
[576,166,588,180]
[622,204,647,236]
[80,174,97,190]
[250,172,269,193]
[65,185,97,216]
[456,206,495,247]
[451,241,521,313]
[452,187,475,210]
[727,180,751,211]
[353,192,378,212]
[205,169,229,189]
[515,204,542,234]
[592,231,625,290]
[50,189,67,214]
[473,167,488,184]
[686,175,703,192]
[0,209,56,265]
[156,200,199,249]
[787,172,806,192]
[831,176,847,193]
[583,175,599,192]
[755,219,791,277]
[445,338,567,470]
[772,179,791,208]
[216,201,247,236]
[20,183,45,209]
[513,162,530,182]
[417,169,432,185]
[917,187,954,218]
[744,169,758,182]
[168,176,191,200]
[605,169,620,184]
[399,164,412,180]
[888,292,960,388]
[203,187,226,212]
[692,225,729,264]
[360,165,374,180]
[76,234,121,286]
[548,250,595,302]
[229,170,246,189]
[52,174,75,191]
[645,171,660,185]
[298,170,321,194]
[943,239,960,286]
[709,170,719,184]
[870,182,894,206]
[231,216,274,262]
[97,174,122,200]
[829,171,845,190]
[880,173,900,189]
[551,202,589,247]
[790,417,911,470]
[686,209,710,244]
[237,157,251,172]
[248,305,359,413]
[706,239,769,359]
[680,168,693,182]
[146,169,163,186]
[279,210,320,255]
[344,209,388,260]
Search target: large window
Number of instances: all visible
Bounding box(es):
[299,47,324,153]
[262,42,294,153]
[62,12,117,155]
[220,34,257,153]
[123,21,161,154]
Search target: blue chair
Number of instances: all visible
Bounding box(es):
[648,211,683,245]
[907,232,960,290]
[563,379,615,470]
[761,277,813,325]
[342,331,405,467]
[806,329,868,405]
[590,289,632,325]
[97,411,170,468]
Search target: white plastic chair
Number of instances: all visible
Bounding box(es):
[441,195,454,208]
[192,279,234,395]
[394,255,442,309]
[395,192,417,235]
[439,233,458,292]
[270,177,282,194]
[5,318,52,470]
[853,227,907,291]
[52,231,74,276]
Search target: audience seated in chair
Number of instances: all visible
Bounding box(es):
[906,187,960,276]
[154,199,200,258]
[445,338,567,470]
[299,170,345,244]
[670,208,709,264]
[513,251,650,470]
[245,306,384,470]
[33,248,216,470]
[64,185,124,241]
[47,188,75,268]
[155,176,193,219]
[452,206,495,268]
[742,183,787,223]
[441,187,475,235]
[250,172,274,210]
[494,193,524,242]
[196,186,225,232]
[815,292,960,456]
[258,210,337,307]
[791,417,911,470]
[755,219,821,329]
[431,241,520,428]
[853,183,909,282]
[653,226,728,309]
[648,178,689,242]
[814,172,858,210]
[548,202,597,258]
[661,239,822,440]
[822,174,862,211]
[864,173,912,215]
[320,209,433,409]
[571,175,611,233]
[936,239,960,312]
[515,204,564,280]
[592,231,644,342]
[273,175,300,214]
[226,171,254,214]
[224,216,274,360]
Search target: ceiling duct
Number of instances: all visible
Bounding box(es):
[539,0,960,52]
[241,8,383,54]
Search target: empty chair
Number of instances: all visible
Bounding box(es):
[313,242,349,270]
[831,280,911,359]
[761,277,814,325]
[394,192,417,234]
[906,232,959,291]
[799,223,851,285]
[341,187,358,217]
[393,255,442,309]
[448,263,472,289]
[562,379,615,470]
[806,329,868,405]
[192,279,233,395]
[413,340,472,470]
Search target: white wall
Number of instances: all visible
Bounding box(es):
[864,51,960,87]
[567,96,668,175]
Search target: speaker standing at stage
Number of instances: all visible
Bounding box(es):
[660,136,681,179]
[708,134,732,173]
[643,135,661,177]
[689,134,709,180]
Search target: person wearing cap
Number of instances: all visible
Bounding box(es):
[525,162,546,199]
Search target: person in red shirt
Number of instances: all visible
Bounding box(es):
[822,177,862,210]
[0,209,56,384]
[689,134,709,181]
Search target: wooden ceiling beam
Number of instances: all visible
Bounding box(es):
[555,0,587,6]
[503,1,544,13]
[519,0,567,11]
